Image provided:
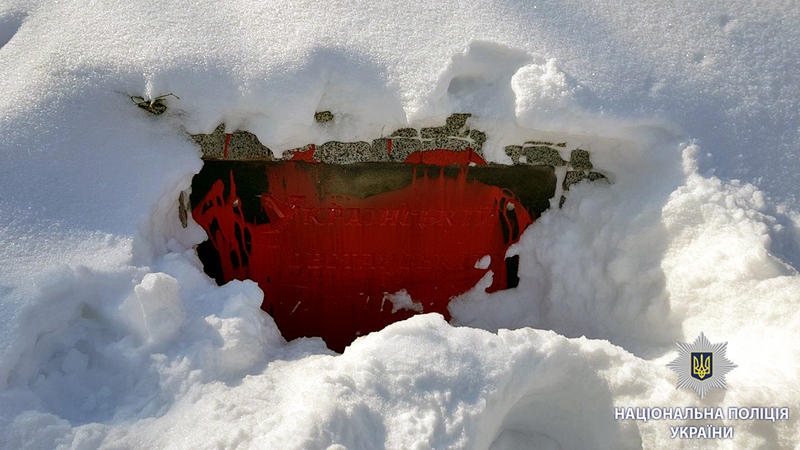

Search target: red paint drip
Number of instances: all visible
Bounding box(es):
[223,133,232,159]
[192,150,533,352]
[289,145,317,162]
[387,139,392,156]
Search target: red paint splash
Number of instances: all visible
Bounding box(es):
[223,133,231,159]
[403,148,486,166]
[289,145,317,162]
[192,150,533,352]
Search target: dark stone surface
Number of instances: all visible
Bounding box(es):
[191,124,227,159]
[314,111,334,123]
[227,130,273,160]
[563,170,588,190]
[316,141,371,164]
[524,146,567,166]
[386,137,421,162]
[390,128,418,138]
[569,149,593,171]
[421,137,470,152]
[191,125,273,160]
[588,171,607,182]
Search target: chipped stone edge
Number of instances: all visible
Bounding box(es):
[186,114,611,223]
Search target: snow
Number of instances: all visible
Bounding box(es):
[383,289,424,314]
[474,255,491,270]
[1,0,799,448]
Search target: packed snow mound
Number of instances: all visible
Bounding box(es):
[1,0,800,448]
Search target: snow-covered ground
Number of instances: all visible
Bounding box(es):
[1,0,799,448]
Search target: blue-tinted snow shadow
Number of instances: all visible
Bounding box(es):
[0,11,25,48]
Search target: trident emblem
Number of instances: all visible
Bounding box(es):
[691,352,713,381]
[668,333,735,398]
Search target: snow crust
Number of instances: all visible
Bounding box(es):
[383,289,424,314]
[1,0,799,448]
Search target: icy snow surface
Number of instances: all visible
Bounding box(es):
[1,0,799,448]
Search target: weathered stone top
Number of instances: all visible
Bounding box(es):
[189,113,607,193]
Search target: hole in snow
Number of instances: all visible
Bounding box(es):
[187,117,607,352]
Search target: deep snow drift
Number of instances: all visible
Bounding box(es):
[1,0,799,448]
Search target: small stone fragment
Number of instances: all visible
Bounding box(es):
[563,170,588,190]
[569,149,593,171]
[420,113,471,139]
[390,128,418,138]
[523,146,567,166]
[505,145,523,164]
[587,172,607,182]
[314,111,334,123]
